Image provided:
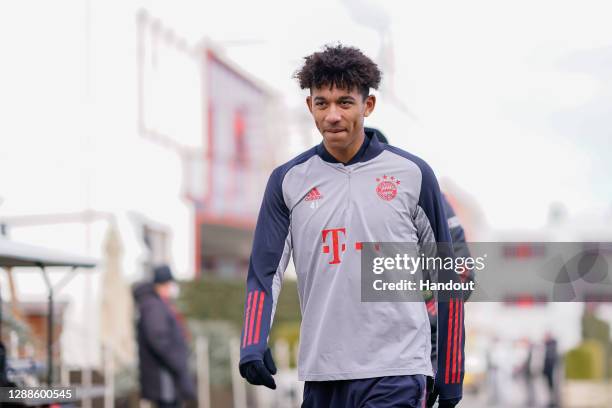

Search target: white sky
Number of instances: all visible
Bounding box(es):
[1,0,611,229]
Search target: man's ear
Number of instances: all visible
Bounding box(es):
[364,95,376,117]
[306,95,313,114]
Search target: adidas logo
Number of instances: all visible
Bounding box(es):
[305,187,322,202]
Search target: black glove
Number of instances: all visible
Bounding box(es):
[239,348,277,389]
[438,400,459,408]
[426,379,459,408]
[426,377,438,408]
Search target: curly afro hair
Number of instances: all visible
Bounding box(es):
[294,44,381,100]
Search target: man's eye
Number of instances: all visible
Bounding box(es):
[315,102,327,107]
[340,101,353,106]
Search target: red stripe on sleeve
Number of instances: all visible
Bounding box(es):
[452,299,460,383]
[457,300,464,383]
[254,292,265,344]
[242,291,252,348]
[445,300,454,384]
[247,291,259,345]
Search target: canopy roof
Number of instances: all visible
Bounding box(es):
[0,237,97,268]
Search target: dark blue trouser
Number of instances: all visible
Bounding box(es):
[302,375,426,408]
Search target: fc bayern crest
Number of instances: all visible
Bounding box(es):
[376,175,400,201]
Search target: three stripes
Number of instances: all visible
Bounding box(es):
[445,298,464,384]
[242,290,266,348]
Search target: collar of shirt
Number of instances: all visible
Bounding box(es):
[315,129,384,166]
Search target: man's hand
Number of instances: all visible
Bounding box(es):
[239,348,277,389]
[426,379,459,408]
[427,392,459,408]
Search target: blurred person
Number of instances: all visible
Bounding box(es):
[542,332,559,407]
[1,341,22,407]
[133,264,196,408]
[425,196,474,407]
[516,339,536,407]
[486,337,503,406]
[238,44,464,408]
[0,341,7,386]
[367,126,475,407]
[366,126,388,144]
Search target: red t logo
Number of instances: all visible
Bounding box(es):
[322,228,346,264]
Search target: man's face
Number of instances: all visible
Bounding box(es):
[155,281,178,300]
[307,85,376,151]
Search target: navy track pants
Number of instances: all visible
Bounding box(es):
[301,375,426,408]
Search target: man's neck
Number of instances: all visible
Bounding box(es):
[323,131,366,164]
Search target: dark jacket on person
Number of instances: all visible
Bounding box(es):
[133,282,196,402]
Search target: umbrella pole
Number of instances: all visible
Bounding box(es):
[40,265,53,385]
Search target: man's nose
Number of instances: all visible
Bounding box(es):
[325,106,341,123]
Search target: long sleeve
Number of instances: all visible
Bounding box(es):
[416,164,464,403]
[428,194,474,370]
[239,168,292,365]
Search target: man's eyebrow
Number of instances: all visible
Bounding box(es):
[313,95,356,102]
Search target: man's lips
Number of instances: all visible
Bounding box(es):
[326,129,346,133]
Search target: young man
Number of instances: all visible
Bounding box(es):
[239,44,464,407]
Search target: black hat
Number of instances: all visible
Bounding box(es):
[153,264,174,284]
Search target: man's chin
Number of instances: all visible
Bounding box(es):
[323,139,348,150]
[322,131,349,145]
